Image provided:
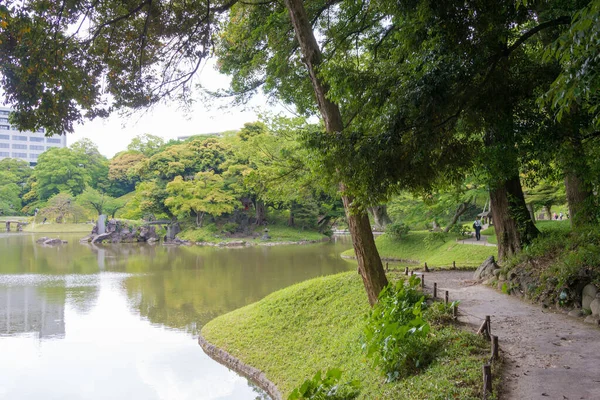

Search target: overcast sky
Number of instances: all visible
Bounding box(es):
[66,59,294,158]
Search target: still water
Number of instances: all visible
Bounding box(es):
[0,233,354,400]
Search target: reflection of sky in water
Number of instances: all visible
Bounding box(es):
[0,274,259,400]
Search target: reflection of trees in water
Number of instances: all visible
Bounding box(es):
[121,243,354,333]
[1,235,99,275]
[248,381,271,400]
[0,285,66,339]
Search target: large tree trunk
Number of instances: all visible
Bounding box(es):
[490,176,539,260]
[544,205,552,220]
[368,205,392,231]
[284,0,387,306]
[254,200,266,225]
[562,137,593,228]
[444,202,470,233]
[564,172,592,228]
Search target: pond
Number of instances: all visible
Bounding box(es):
[0,233,355,400]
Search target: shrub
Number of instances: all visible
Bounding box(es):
[363,276,431,381]
[221,222,239,234]
[385,221,410,240]
[288,368,360,400]
[423,231,447,249]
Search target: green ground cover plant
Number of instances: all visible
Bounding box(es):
[202,272,498,400]
[342,231,497,267]
[502,224,600,305]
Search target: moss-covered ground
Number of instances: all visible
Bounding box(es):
[342,231,497,268]
[202,272,498,399]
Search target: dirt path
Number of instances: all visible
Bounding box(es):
[421,270,600,400]
[456,235,497,247]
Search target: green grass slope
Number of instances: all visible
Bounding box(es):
[342,231,496,268]
[202,272,495,399]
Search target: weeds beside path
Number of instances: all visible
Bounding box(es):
[425,270,600,400]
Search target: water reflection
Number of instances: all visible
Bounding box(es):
[1,285,65,338]
[0,233,355,399]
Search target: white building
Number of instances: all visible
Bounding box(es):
[0,106,67,166]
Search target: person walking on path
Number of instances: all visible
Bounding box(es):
[473,217,482,241]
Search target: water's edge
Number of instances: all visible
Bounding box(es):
[198,334,282,400]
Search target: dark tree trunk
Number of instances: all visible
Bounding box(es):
[544,205,552,220]
[255,200,266,225]
[284,0,387,306]
[368,205,392,231]
[288,208,295,226]
[490,176,539,260]
[444,202,470,233]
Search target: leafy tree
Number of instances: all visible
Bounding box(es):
[127,134,166,157]
[70,138,109,191]
[0,158,32,215]
[39,192,87,223]
[29,147,91,201]
[107,151,147,196]
[165,173,236,227]
[77,187,125,217]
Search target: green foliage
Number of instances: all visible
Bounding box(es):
[543,0,600,128]
[221,222,239,234]
[363,276,430,381]
[505,224,600,304]
[127,134,165,156]
[77,187,125,217]
[288,369,360,400]
[423,231,447,249]
[385,222,410,240]
[39,192,90,223]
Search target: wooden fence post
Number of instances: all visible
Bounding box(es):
[491,335,498,360]
[424,262,429,272]
[483,364,492,397]
[433,282,437,298]
[453,260,456,269]
[445,290,449,305]
[421,275,425,289]
[452,303,458,319]
[404,267,409,275]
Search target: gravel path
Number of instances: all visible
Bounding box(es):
[456,235,497,247]
[418,270,600,400]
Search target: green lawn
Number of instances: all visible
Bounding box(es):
[480,219,571,245]
[179,224,326,243]
[202,272,498,399]
[23,222,93,233]
[342,231,497,268]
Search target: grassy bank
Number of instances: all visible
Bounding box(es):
[179,224,326,243]
[498,223,599,306]
[342,231,496,268]
[202,272,497,399]
[23,222,93,233]
[480,219,570,245]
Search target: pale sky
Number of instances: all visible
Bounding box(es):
[67,59,294,158]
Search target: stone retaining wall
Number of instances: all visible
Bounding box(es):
[198,334,282,400]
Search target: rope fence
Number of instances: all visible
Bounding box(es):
[401,264,500,400]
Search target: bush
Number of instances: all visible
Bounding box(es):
[423,231,447,249]
[385,221,410,239]
[221,222,239,234]
[288,368,360,400]
[363,276,431,382]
